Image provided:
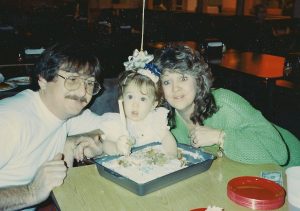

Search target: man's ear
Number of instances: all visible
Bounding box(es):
[38,75,47,90]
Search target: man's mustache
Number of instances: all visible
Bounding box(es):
[65,95,88,103]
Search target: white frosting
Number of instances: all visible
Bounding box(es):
[102,145,202,184]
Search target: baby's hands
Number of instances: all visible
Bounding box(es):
[117,135,134,156]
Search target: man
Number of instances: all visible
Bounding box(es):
[0,42,105,210]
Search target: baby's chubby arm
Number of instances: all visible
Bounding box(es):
[161,130,178,158]
[93,113,135,155]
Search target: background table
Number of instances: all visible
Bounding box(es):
[52,157,287,211]
[210,49,285,118]
[0,64,35,99]
[211,49,285,79]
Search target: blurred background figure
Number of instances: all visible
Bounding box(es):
[253,3,267,23]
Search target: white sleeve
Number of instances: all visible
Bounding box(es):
[67,110,125,142]
[0,116,21,168]
[97,113,126,142]
[66,109,108,135]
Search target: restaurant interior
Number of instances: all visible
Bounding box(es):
[0,0,299,140]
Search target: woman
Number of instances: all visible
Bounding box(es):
[153,44,300,167]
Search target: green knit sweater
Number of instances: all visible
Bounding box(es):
[171,88,300,167]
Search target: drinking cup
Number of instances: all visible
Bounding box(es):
[286,166,300,211]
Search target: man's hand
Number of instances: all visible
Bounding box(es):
[28,153,67,204]
[70,129,104,162]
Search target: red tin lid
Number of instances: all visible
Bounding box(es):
[227,176,285,210]
[190,208,206,211]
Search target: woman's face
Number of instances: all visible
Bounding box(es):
[123,82,158,121]
[161,70,197,114]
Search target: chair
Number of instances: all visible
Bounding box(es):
[274,53,300,138]
[204,38,224,61]
[89,78,119,115]
[282,52,300,83]
[273,79,300,139]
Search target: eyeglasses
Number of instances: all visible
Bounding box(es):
[57,74,101,95]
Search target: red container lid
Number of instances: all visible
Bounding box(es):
[227,176,285,210]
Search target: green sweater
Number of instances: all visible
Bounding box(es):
[171,88,300,167]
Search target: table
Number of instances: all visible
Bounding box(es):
[213,49,285,79]
[0,63,34,68]
[210,49,285,117]
[0,64,35,99]
[52,157,287,211]
[148,41,199,51]
[148,41,285,81]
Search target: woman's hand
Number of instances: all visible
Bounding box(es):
[189,125,224,148]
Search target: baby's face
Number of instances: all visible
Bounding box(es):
[122,82,158,121]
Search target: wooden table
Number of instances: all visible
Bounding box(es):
[52,157,287,211]
[0,64,35,99]
[148,41,285,86]
[212,49,285,79]
[0,63,34,68]
[210,49,285,117]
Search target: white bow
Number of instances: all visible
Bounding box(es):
[123,49,154,71]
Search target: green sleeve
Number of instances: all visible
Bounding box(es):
[274,125,300,167]
[205,89,290,166]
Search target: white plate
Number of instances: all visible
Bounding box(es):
[25,48,45,55]
[0,82,17,91]
[7,76,31,85]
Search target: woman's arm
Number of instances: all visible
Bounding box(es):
[206,89,289,165]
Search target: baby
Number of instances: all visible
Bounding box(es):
[98,49,177,157]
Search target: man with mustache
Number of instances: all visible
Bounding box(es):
[0,42,106,210]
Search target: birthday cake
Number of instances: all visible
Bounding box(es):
[101,144,204,184]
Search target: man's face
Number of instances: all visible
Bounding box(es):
[41,70,94,119]
[122,82,157,121]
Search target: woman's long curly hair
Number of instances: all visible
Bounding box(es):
[153,44,218,127]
